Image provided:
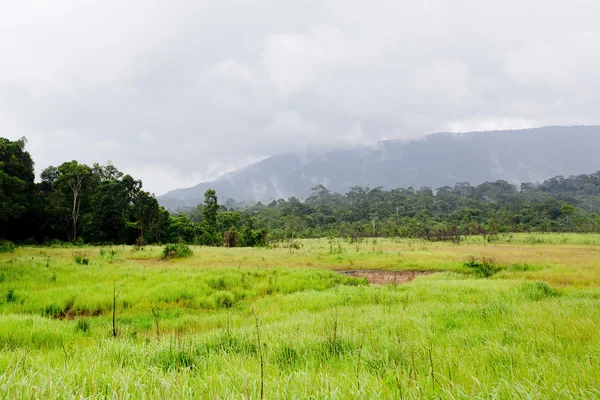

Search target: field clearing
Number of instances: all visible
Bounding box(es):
[1,233,599,398]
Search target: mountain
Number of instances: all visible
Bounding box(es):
[158,125,600,209]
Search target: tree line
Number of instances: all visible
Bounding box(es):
[0,137,265,246]
[212,173,600,241]
[3,136,600,246]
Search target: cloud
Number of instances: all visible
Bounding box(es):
[263,25,348,94]
[212,58,255,85]
[1,0,600,195]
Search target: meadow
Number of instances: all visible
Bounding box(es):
[1,233,599,398]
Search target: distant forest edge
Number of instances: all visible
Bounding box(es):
[2,136,600,247]
[158,125,600,207]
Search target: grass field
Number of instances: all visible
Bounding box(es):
[1,233,599,398]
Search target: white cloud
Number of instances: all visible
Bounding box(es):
[212,58,255,85]
[441,117,543,133]
[1,0,600,195]
[263,25,348,94]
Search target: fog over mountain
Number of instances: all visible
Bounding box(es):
[158,125,600,209]
[3,1,600,196]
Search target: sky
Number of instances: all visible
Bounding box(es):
[2,0,600,195]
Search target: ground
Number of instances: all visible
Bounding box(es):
[0,234,599,398]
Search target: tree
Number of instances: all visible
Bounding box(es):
[55,161,93,241]
[134,191,160,245]
[203,189,219,233]
[86,173,142,243]
[0,137,35,238]
[561,203,576,232]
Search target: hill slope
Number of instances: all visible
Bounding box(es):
[158,126,600,208]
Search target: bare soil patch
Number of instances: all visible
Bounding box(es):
[340,270,436,285]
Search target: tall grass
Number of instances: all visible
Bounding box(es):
[0,234,599,398]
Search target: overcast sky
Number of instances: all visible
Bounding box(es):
[2,1,600,195]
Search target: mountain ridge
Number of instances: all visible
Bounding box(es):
[158,125,600,209]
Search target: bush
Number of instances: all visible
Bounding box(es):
[0,240,16,253]
[464,256,502,277]
[161,244,193,260]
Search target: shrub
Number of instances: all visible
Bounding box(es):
[161,244,193,260]
[0,240,16,253]
[464,256,502,277]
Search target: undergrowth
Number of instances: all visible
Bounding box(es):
[161,244,193,260]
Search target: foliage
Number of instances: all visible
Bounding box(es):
[0,137,36,240]
[203,189,219,236]
[224,227,242,247]
[4,134,600,251]
[218,172,600,241]
[0,240,15,253]
[73,253,90,265]
[464,256,502,277]
[161,243,193,260]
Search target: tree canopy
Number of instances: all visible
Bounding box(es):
[1,136,600,246]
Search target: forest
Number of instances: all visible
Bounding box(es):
[2,136,600,246]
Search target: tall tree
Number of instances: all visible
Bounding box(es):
[0,137,35,238]
[55,161,93,241]
[86,174,141,243]
[134,191,160,245]
[203,189,218,232]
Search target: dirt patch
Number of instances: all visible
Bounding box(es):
[340,270,436,285]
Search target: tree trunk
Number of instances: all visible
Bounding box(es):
[70,176,84,241]
[140,224,145,246]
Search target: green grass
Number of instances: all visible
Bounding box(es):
[0,234,599,398]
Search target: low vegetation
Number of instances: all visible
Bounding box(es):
[0,234,598,398]
[161,243,193,259]
[0,240,15,253]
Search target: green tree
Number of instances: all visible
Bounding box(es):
[202,189,219,234]
[86,174,141,243]
[54,161,93,241]
[561,203,576,232]
[0,137,35,238]
[134,191,160,245]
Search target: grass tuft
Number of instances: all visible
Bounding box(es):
[520,281,560,301]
